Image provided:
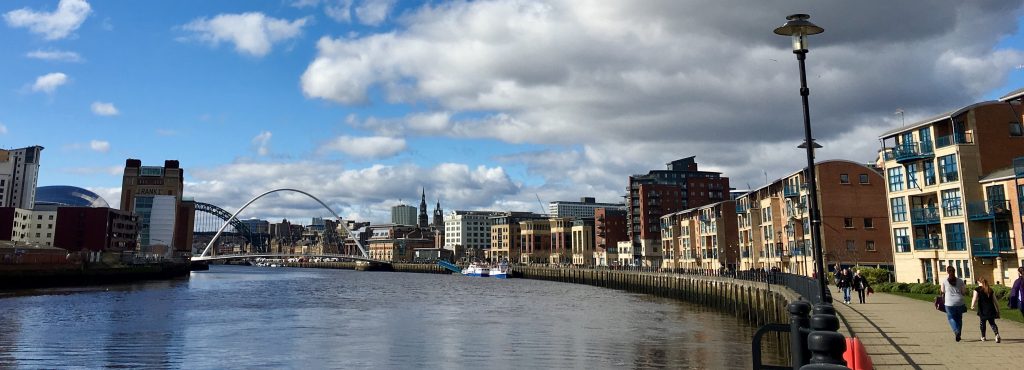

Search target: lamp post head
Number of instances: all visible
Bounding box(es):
[773,14,824,52]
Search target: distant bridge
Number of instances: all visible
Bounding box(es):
[195,188,374,262]
[191,253,377,263]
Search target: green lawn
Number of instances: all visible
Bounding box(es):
[883,292,1024,325]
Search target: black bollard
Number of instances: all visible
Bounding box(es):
[806,331,847,366]
[788,301,812,370]
[799,364,850,370]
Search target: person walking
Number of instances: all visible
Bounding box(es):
[970,277,1001,343]
[852,270,870,304]
[836,268,852,304]
[940,265,968,342]
[1010,267,1024,317]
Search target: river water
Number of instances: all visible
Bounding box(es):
[0,266,777,369]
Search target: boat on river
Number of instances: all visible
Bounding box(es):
[461,262,508,279]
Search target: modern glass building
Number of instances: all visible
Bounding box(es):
[35,185,109,208]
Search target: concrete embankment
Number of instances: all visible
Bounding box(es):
[0,263,191,290]
[287,261,451,274]
[513,267,798,328]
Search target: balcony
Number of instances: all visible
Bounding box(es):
[885,141,934,163]
[910,207,941,225]
[914,238,943,251]
[970,237,1013,257]
[947,238,966,251]
[736,204,748,214]
[783,184,801,198]
[967,200,1012,221]
[935,133,973,148]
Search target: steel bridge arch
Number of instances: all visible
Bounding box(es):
[198,189,368,259]
[194,201,253,241]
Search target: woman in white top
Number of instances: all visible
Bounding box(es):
[940,265,968,342]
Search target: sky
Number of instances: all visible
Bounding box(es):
[3,0,1024,224]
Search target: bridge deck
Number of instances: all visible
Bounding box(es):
[191,253,384,263]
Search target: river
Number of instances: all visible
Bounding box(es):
[0,265,778,369]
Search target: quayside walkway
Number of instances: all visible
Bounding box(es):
[831,287,1024,369]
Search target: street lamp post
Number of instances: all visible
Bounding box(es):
[775,14,829,303]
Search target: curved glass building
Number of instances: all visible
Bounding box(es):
[35,185,110,208]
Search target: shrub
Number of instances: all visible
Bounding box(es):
[854,267,892,285]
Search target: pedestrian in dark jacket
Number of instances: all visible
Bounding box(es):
[852,270,870,304]
[836,268,852,304]
[971,277,1001,343]
[1010,267,1024,315]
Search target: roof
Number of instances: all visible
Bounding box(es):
[735,159,878,198]
[878,101,1002,139]
[999,87,1024,102]
[979,167,1019,183]
[661,200,733,219]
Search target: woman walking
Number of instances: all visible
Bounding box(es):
[836,268,852,304]
[852,270,870,304]
[940,266,968,342]
[970,278,1001,343]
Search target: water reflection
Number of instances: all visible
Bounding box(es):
[2,266,779,368]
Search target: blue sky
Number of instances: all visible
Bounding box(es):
[4,0,1024,222]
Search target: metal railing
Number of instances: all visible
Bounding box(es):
[913,238,942,251]
[910,207,940,225]
[967,199,1012,220]
[885,141,934,162]
[970,237,1013,257]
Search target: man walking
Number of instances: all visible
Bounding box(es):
[836,268,853,304]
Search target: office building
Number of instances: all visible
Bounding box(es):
[120,159,194,259]
[443,210,501,261]
[0,146,43,209]
[391,204,417,226]
[548,197,625,219]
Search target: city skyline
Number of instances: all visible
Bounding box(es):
[4,0,1024,223]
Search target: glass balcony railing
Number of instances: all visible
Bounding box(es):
[967,200,1012,221]
[910,207,941,225]
[885,141,934,163]
[970,237,1013,257]
[935,133,972,148]
[783,184,801,198]
[946,238,967,251]
[914,238,943,251]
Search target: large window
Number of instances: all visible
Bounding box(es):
[945,223,965,251]
[906,163,918,189]
[894,228,910,252]
[938,154,958,183]
[1011,121,1023,137]
[890,197,907,222]
[888,167,904,192]
[941,188,962,217]
[923,160,936,186]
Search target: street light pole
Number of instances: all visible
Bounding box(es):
[775,13,829,303]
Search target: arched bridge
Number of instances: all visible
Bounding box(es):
[195,188,374,262]
[191,253,378,263]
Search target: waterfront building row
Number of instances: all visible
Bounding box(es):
[879,92,1024,285]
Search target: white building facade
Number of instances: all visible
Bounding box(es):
[443,210,501,260]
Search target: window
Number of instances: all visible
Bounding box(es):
[840,174,850,184]
[941,189,962,217]
[945,223,965,251]
[1011,122,1023,137]
[938,154,958,183]
[906,163,918,190]
[866,240,876,251]
[890,197,907,222]
[887,167,904,192]
[844,218,854,228]
[923,160,936,186]
[846,240,855,252]
[859,174,869,184]
[864,218,873,228]
[894,228,910,252]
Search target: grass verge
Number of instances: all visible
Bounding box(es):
[882,291,1024,325]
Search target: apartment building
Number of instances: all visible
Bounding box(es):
[571,218,595,266]
[735,160,891,276]
[520,219,551,264]
[881,95,1024,283]
[487,212,545,262]
[549,217,572,265]
[627,157,730,267]
[664,200,738,271]
[549,197,625,219]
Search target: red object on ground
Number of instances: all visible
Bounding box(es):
[843,337,873,370]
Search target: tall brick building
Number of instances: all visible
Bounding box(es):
[627,157,729,267]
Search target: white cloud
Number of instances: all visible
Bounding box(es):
[354,0,394,26]
[181,12,310,57]
[0,123,7,134]
[31,72,68,94]
[91,101,119,116]
[3,0,91,40]
[89,140,110,153]
[252,131,272,156]
[87,186,121,209]
[186,161,519,223]
[325,0,353,23]
[291,0,321,8]
[301,0,1024,191]
[318,135,406,158]
[63,166,123,176]
[26,49,82,62]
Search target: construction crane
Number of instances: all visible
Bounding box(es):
[535,193,548,216]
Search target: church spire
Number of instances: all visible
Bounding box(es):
[418,187,429,228]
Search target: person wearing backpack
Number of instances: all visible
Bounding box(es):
[970,277,1001,343]
[940,265,968,342]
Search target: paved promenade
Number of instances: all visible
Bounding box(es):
[830,287,1024,369]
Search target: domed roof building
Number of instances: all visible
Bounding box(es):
[34,185,110,208]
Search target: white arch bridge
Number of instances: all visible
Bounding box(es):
[192,188,383,264]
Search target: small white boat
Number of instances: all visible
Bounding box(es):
[462,262,508,279]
